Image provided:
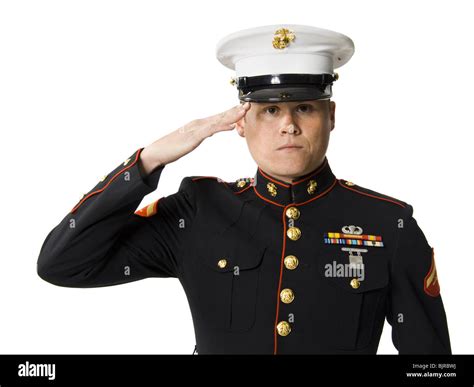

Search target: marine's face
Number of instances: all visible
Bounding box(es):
[236,99,335,183]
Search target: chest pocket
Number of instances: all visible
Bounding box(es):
[193,227,267,332]
[315,248,389,350]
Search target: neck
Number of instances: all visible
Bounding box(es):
[266,158,327,184]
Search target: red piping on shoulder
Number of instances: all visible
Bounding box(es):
[337,180,406,208]
[191,176,229,188]
[192,176,255,195]
[234,185,252,195]
[192,176,220,182]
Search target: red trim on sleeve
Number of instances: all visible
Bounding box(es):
[70,148,144,214]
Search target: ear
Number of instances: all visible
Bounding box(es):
[329,100,336,132]
[235,116,246,138]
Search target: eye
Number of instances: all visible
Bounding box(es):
[297,104,313,113]
[264,106,279,115]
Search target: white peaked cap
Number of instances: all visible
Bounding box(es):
[215,24,355,102]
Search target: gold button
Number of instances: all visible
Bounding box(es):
[217,259,227,269]
[267,182,277,197]
[276,321,291,337]
[287,226,301,241]
[237,180,247,188]
[280,288,295,304]
[99,174,108,182]
[285,206,300,220]
[307,179,318,195]
[284,255,299,270]
[123,158,131,166]
[345,181,355,186]
[350,278,360,289]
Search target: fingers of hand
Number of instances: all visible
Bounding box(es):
[240,101,250,110]
[215,102,250,129]
[189,102,250,136]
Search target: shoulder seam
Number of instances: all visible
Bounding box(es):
[191,176,221,182]
[191,176,229,190]
[338,179,406,208]
[191,175,254,195]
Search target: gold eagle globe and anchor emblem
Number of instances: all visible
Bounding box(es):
[272,28,296,49]
[267,182,278,197]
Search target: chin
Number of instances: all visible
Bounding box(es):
[270,158,309,178]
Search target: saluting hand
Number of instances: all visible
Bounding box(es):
[139,102,251,176]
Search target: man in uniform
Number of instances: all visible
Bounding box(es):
[37,24,451,354]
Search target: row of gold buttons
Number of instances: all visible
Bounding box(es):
[277,206,301,337]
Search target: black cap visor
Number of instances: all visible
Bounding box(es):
[236,73,335,102]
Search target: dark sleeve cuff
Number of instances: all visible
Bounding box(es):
[138,161,166,189]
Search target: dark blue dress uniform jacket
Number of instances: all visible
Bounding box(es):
[37,148,451,354]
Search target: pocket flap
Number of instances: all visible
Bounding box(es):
[318,248,389,293]
[197,230,267,273]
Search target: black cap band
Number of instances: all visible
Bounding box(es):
[236,73,336,102]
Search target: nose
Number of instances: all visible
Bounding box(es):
[279,123,300,135]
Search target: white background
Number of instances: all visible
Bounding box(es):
[1,0,472,354]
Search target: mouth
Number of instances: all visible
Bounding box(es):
[276,145,303,151]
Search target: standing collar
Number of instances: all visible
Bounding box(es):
[253,157,337,207]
